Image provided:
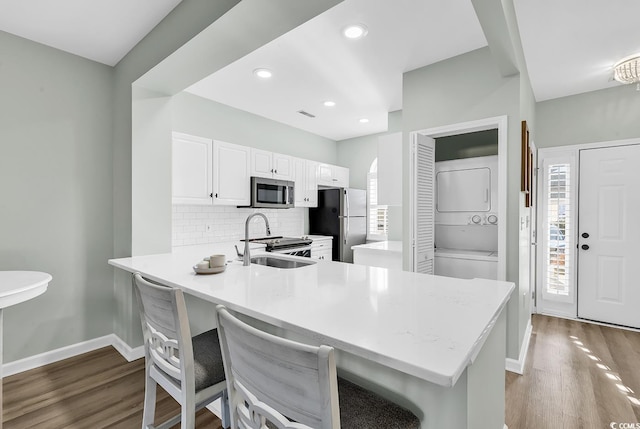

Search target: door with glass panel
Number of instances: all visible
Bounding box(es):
[537,152,577,317]
[577,144,640,328]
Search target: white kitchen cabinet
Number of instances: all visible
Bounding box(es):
[213,140,251,206]
[172,132,213,205]
[293,158,318,207]
[251,149,293,180]
[310,236,333,260]
[317,163,350,188]
[377,132,402,206]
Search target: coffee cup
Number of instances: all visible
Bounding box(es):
[209,254,226,268]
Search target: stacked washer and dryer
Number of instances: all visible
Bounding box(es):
[434,155,499,280]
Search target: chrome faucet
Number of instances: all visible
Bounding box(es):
[243,213,271,266]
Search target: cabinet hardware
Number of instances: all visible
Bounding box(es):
[210,193,213,198]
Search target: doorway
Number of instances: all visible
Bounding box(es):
[536,140,640,329]
[409,116,508,281]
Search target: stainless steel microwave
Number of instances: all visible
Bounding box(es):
[250,177,294,208]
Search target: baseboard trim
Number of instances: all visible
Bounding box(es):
[505,319,532,375]
[3,334,144,377]
[4,335,113,377]
[206,399,223,419]
[111,334,145,362]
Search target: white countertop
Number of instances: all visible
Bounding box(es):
[0,271,51,308]
[109,247,513,387]
[351,240,403,253]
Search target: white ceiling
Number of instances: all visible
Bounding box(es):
[186,0,488,140]
[0,0,182,66]
[514,0,640,102]
[1,0,638,138]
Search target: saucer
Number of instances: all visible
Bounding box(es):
[193,264,227,275]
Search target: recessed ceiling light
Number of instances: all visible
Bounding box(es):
[323,101,336,107]
[359,118,369,123]
[343,24,368,40]
[253,68,272,79]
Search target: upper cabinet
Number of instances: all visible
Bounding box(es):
[251,148,293,181]
[171,133,250,206]
[172,132,213,205]
[317,163,349,188]
[293,158,318,207]
[172,132,347,207]
[377,132,402,206]
[213,141,251,206]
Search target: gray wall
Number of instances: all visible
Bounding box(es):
[401,47,524,359]
[0,31,115,362]
[115,0,343,345]
[336,110,402,189]
[112,0,243,346]
[336,110,403,240]
[172,92,337,163]
[536,84,640,148]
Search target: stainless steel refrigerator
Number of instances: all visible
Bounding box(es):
[309,188,367,263]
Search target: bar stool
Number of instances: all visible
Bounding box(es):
[215,304,420,429]
[133,273,229,429]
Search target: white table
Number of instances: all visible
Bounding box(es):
[0,271,51,428]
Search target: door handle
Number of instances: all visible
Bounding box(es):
[581,244,589,250]
[582,232,589,238]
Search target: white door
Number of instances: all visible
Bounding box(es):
[413,134,435,274]
[578,144,640,328]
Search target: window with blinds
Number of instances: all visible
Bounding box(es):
[367,169,388,240]
[543,161,573,300]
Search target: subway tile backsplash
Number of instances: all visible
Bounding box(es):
[172,205,305,247]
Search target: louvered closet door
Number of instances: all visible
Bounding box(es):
[414,134,435,274]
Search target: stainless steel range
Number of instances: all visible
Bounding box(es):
[245,236,313,257]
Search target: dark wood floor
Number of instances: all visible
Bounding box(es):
[3,315,639,428]
[506,314,640,428]
[2,347,221,428]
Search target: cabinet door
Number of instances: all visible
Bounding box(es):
[305,160,319,207]
[333,165,350,188]
[272,153,293,180]
[172,132,212,205]
[293,157,306,207]
[317,163,334,185]
[251,148,273,179]
[213,141,251,206]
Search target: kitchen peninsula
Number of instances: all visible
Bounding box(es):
[109,247,514,429]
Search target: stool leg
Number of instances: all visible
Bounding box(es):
[221,390,231,429]
[142,366,157,429]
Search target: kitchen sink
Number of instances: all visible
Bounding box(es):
[250,255,316,269]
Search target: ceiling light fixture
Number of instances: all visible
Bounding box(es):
[613,54,640,90]
[359,118,369,123]
[323,101,336,107]
[343,24,368,40]
[253,68,273,79]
